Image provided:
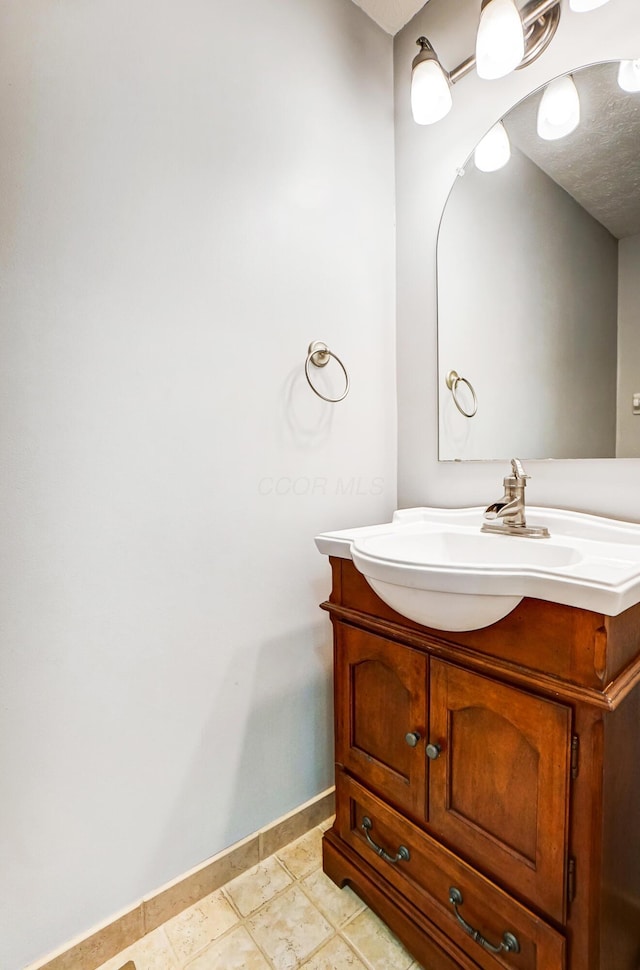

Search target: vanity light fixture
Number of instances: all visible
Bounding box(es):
[618,59,640,93]
[476,0,525,80]
[537,74,580,140]
[411,38,454,124]
[411,0,561,125]
[411,0,610,125]
[474,121,512,170]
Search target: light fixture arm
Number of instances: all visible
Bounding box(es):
[433,0,561,87]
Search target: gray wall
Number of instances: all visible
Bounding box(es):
[0,2,396,967]
[438,148,618,460]
[617,232,640,457]
[395,0,640,515]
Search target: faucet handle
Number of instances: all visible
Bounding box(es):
[510,458,529,482]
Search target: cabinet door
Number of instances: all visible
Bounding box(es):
[335,624,428,822]
[428,660,571,923]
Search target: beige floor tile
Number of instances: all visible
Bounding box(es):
[94,928,178,970]
[246,884,333,970]
[301,869,365,928]
[183,926,271,970]
[163,889,238,961]
[87,817,425,970]
[342,909,415,970]
[276,828,323,880]
[224,856,293,917]
[299,935,369,969]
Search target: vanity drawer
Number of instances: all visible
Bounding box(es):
[335,771,565,970]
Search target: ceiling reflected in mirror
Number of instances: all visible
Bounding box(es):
[437,61,640,461]
[506,62,640,237]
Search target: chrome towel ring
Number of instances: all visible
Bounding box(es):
[305,341,350,403]
[446,369,477,418]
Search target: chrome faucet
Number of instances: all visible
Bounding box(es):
[481,459,550,538]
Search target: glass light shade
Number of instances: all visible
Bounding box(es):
[618,59,640,93]
[474,121,511,172]
[537,75,580,140]
[411,58,453,125]
[568,0,611,10]
[475,0,525,80]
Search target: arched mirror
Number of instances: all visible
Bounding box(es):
[437,60,640,460]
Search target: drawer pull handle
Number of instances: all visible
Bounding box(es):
[405,731,421,747]
[426,742,441,760]
[448,887,520,956]
[361,817,411,864]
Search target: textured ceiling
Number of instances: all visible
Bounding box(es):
[506,62,640,239]
[349,0,428,35]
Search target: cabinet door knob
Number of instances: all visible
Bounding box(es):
[405,731,421,747]
[426,742,441,760]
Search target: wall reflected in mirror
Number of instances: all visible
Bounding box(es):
[437,61,640,460]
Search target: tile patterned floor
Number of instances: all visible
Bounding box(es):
[95,820,424,970]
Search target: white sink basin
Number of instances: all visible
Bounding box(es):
[358,530,581,569]
[315,507,640,631]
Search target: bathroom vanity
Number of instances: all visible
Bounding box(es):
[316,511,640,970]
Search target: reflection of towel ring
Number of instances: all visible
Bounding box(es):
[305,341,350,403]
[446,370,477,418]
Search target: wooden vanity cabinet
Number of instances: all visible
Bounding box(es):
[322,557,640,970]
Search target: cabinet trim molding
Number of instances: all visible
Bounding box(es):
[322,601,640,711]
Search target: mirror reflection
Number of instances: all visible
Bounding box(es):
[437,60,640,460]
